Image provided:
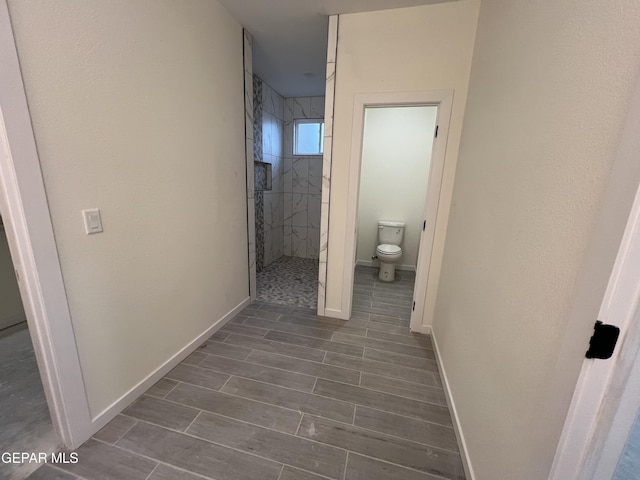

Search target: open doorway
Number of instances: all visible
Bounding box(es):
[352,105,438,325]
[246,34,326,310]
[0,212,58,480]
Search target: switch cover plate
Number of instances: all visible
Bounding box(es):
[82,208,103,235]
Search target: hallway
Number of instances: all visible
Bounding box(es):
[29,301,463,480]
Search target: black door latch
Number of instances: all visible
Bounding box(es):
[585,321,620,359]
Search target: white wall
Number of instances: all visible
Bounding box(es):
[8,0,247,418]
[325,0,480,319]
[433,0,640,478]
[356,106,436,269]
[0,224,25,330]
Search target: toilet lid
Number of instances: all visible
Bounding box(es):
[377,244,401,255]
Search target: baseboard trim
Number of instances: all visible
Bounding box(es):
[410,324,431,335]
[355,259,416,272]
[89,296,250,432]
[324,308,349,320]
[431,328,476,480]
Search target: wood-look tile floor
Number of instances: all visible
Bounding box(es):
[29,268,464,480]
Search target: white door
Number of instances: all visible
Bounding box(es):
[549,179,640,480]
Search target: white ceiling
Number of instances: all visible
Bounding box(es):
[217,0,457,98]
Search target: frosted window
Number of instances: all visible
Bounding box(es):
[294,119,324,155]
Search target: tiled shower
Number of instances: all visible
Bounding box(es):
[253,74,324,272]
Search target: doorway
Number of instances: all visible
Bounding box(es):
[352,105,438,324]
[0,212,58,480]
[335,90,453,328]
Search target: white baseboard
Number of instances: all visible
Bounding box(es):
[324,308,349,320]
[89,296,250,432]
[410,323,431,335]
[355,259,416,272]
[431,328,476,480]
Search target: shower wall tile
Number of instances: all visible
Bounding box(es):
[308,195,321,229]
[307,228,320,259]
[308,158,323,195]
[291,227,307,258]
[284,226,292,256]
[293,97,311,119]
[310,97,325,118]
[291,194,308,227]
[281,96,325,260]
[292,158,309,194]
[283,158,293,193]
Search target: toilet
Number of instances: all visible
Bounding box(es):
[375,221,405,282]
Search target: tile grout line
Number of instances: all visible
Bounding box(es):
[143,463,159,480]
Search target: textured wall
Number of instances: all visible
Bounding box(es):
[433,0,640,478]
[326,1,480,319]
[8,0,247,417]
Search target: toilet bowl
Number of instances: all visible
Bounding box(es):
[376,221,405,282]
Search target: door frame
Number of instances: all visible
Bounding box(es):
[0,0,92,449]
[340,90,453,328]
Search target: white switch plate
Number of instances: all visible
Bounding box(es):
[82,208,103,234]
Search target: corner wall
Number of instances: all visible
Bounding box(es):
[8,0,247,418]
[433,1,640,478]
[325,0,480,320]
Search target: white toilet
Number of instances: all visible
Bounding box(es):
[375,221,405,282]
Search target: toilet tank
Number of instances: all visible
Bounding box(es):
[378,221,405,245]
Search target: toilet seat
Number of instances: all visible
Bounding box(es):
[376,244,401,256]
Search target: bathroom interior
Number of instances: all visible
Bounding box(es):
[0,212,57,480]
[352,105,438,320]
[252,56,326,309]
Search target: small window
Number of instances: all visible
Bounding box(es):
[294,119,324,156]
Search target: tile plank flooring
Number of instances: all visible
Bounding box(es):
[29,267,465,480]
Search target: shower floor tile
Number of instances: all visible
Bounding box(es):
[256,256,319,309]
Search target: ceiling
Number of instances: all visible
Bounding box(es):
[217,0,457,98]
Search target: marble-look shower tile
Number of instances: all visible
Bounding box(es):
[323,63,336,134]
[321,136,333,204]
[271,193,283,228]
[326,16,338,64]
[263,193,273,230]
[284,98,294,122]
[310,97,325,118]
[276,92,285,120]
[291,194,308,227]
[264,229,273,266]
[283,120,293,157]
[308,195,321,229]
[244,72,254,126]
[262,113,274,156]
[293,97,311,119]
[291,226,308,258]
[283,192,293,225]
[262,83,274,116]
[293,157,309,194]
[272,119,283,158]
[307,228,320,259]
[273,226,284,260]
[283,158,293,193]
[319,201,330,258]
[308,157,323,195]
[317,259,327,315]
[284,226,292,256]
[243,29,253,72]
[245,138,255,199]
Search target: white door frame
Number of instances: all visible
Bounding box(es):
[340,90,453,327]
[0,0,92,449]
[548,176,640,480]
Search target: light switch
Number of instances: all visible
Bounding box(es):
[82,208,103,235]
